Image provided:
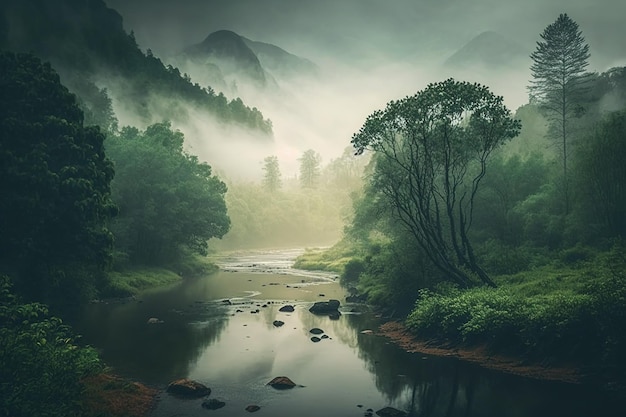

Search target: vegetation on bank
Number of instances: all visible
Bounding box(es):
[0,275,104,417]
[103,255,219,297]
[407,245,626,372]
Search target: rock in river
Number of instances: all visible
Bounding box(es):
[166,378,211,397]
[267,376,297,389]
[273,320,285,327]
[245,405,261,412]
[376,406,408,417]
[202,399,226,410]
[311,336,321,343]
[308,299,340,314]
[279,305,295,312]
[309,328,324,335]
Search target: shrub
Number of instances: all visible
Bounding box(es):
[0,275,103,417]
[341,258,366,285]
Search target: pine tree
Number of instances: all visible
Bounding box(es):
[529,13,590,215]
[298,149,322,190]
[262,155,282,193]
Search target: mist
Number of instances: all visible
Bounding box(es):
[103,0,625,181]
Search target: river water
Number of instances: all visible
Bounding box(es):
[76,249,623,417]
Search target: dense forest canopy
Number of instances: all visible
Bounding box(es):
[0,52,115,306]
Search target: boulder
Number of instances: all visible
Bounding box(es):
[376,407,407,417]
[329,311,341,320]
[310,336,321,342]
[308,299,340,314]
[245,405,261,412]
[278,305,295,312]
[273,320,285,327]
[147,317,163,324]
[202,399,226,410]
[166,378,211,397]
[309,328,324,335]
[267,376,296,389]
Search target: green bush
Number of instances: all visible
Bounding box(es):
[341,258,366,285]
[0,275,103,417]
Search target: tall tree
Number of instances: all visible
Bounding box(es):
[0,52,116,305]
[529,13,590,215]
[352,79,521,288]
[106,122,230,265]
[262,155,282,193]
[298,149,321,189]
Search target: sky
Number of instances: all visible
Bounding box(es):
[106,0,625,69]
[103,0,626,179]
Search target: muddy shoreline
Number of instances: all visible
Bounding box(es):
[377,321,584,384]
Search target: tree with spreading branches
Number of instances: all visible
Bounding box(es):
[352,79,521,288]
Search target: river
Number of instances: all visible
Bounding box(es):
[76,249,623,417]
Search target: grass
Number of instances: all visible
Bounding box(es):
[103,254,219,297]
[292,241,363,273]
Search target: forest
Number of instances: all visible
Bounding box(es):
[299,14,626,389]
[1,2,625,416]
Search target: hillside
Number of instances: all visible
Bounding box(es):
[0,0,272,134]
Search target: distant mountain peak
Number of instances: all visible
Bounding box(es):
[184,29,267,86]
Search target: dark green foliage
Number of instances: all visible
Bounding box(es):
[0,275,103,417]
[0,52,115,306]
[352,79,521,288]
[341,258,366,285]
[106,122,230,266]
[474,152,550,245]
[574,110,626,239]
[406,245,626,369]
[356,239,444,315]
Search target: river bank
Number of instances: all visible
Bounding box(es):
[378,320,626,396]
[82,373,159,417]
[377,321,583,383]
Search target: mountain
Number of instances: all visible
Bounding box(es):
[183,30,268,88]
[0,0,272,135]
[444,31,529,70]
[176,30,317,99]
[242,36,318,79]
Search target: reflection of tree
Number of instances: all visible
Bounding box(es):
[75,284,230,384]
[342,314,478,416]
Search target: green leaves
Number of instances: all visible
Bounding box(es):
[351,78,520,288]
[107,122,230,265]
[0,52,115,307]
[0,275,103,417]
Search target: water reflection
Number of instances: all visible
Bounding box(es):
[76,283,231,383]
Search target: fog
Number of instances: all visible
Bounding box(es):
[104,0,626,180]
